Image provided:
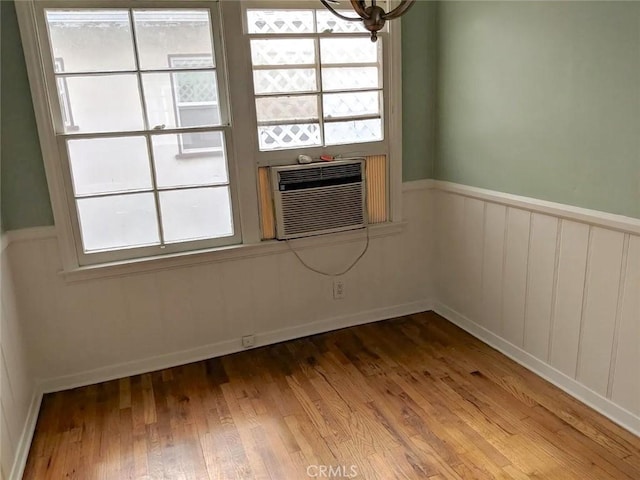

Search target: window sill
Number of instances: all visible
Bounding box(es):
[60,221,407,283]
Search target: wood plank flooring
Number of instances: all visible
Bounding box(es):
[23,312,640,479]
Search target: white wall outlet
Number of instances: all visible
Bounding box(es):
[241,335,255,348]
[333,280,345,300]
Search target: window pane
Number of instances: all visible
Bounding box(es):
[323,91,380,119]
[62,74,144,133]
[320,38,379,64]
[45,10,135,73]
[324,118,382,145]
[322,67,380,91]
[151,133,228,188]
[68,137,151,196]
[247,10,314,34]
[133,10,214,70]
[256,96,318,123]
[160,187,233,243]
[258,123,321,150]
[142,71,220,130]
[77,193,160,252]
[253,69,316,94]
[316,10,367,33]
[251,39,315,66]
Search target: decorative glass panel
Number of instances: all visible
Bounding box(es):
[250,39,315,66]
[247,10,314,34]
[151,133,228,188]
[256,95,318,123]
[142,71,220,130]
[258,123,321,150]
[160,187,233,243]
[253,69,316,94]
[322,67,380,91]
[316,11,367,33]
[133,10,214,70]
[63,74,144,133]
[68,137,151,196]
[323,91,380,119]
[77,193,160,252]
[324,118,382,145]
[45,10,135,73]
[320,37,379,64]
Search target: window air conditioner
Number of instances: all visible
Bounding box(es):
[271,159,366,240]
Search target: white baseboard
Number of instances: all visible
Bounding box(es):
[432,301,640,438]
[39,299,435,394]
[9,388,43,480]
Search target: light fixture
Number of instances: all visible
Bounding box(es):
[320,0,415,42]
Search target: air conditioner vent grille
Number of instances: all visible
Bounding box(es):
[281,184,364,237]
[271,159,366,239]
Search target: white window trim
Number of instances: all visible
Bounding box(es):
[16,0,404,277]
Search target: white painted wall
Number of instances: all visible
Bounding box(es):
[0,236,35,480]
[433,184,640,435]
[8,186,433,391]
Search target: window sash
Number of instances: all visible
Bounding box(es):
[34,1,242,265]
[246,10,386,154]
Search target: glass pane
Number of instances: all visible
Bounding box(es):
[62,74,144,133]
[322,67,380,91]
[316,10,367,33]
[68,137,151,196]
[142,71,220,130]
[151,133,228,188]
[323,91,380,119]
[133,10,214,70]
[258,123,320,150]
[256,96,318,123]
[320,38,379,64]
[77,193,160,252]
[160,187,233,243]
[250,39,315,66]
[324,118,382,145]
[253,69,316,94]
[45,10,135,73]
[247,10,314,34]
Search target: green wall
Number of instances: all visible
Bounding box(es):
[436,1,640,219]
[402,0,438,181]
[1,0,54,230]
[0,1,437,230]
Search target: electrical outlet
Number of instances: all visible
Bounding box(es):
[242,335,255,348]
[333,280,345,300]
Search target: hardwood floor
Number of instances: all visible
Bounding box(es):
[23,312,640,479]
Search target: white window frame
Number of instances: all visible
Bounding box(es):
[17,0,245,267]
[16,0,403,276]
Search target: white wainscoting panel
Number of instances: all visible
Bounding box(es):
[7,187,434,392]
[480,202,507,333]
[501,207,531,347]
[611,234,639,414]
[576,228,625,396]
[523,213,558,360]
[1,236,38,480]
[434,184,640,435]
[549,220,590,377]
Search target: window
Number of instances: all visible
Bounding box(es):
[246,8,384,151]
[17,0,403,272]
[40,5,240,265]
